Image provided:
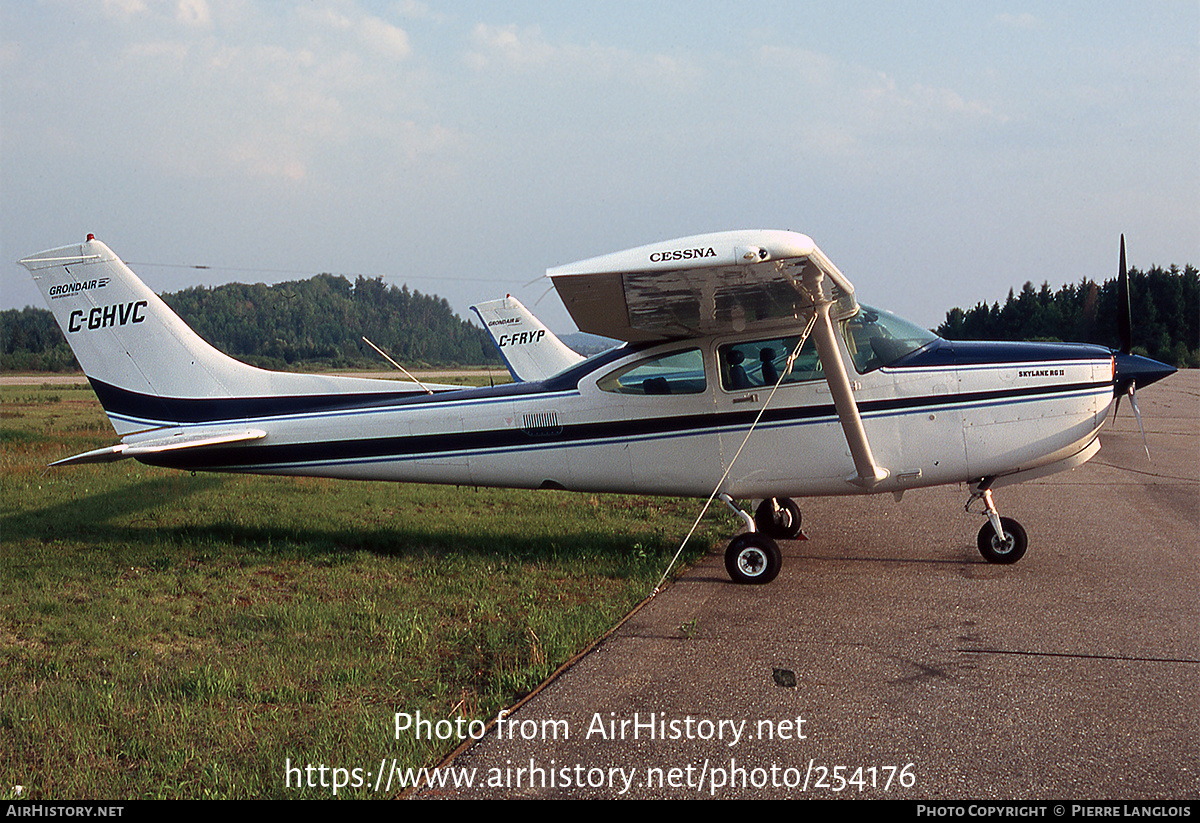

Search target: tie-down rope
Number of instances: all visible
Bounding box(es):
[652,311,819,594]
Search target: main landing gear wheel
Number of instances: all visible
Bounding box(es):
[754,497,803,540]
[725,533,782,585]
[977,517,1027,564]
[968,484,1027,565]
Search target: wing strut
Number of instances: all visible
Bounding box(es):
[803,271,888,489]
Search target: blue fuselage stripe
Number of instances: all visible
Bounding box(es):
[135,377,1112,472]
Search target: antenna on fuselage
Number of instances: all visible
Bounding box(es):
[361,336,434,394]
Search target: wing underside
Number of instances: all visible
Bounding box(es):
[547,230,857,342]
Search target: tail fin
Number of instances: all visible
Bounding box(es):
[20,237,267,406]
[20,236,435,436]
[471,295,583,382]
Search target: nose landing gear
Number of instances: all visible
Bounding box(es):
[967,482,1028,564]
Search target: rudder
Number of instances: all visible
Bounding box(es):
[470,294,583,382]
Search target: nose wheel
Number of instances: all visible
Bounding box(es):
[968,483,1028,564]
[719,494,791,584]
[977,517,1027,564]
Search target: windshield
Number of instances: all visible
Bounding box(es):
[842,306,938,373]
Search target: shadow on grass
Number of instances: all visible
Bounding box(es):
[3,473,706,570]
[177,519,656,555]
[2,474,226,542]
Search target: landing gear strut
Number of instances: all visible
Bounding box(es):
[719,494,796,584]
[967,482,1028,564]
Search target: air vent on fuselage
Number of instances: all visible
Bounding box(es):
[522,410,562,437]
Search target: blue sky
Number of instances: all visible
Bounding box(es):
[3,1,1196,333]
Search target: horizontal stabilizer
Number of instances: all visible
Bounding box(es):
[51,429,267,467]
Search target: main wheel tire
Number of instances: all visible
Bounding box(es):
[754,497,803,540]
[977,517,1028,564]
[725,533,782,584]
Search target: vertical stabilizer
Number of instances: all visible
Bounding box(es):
[20,236,441,435]
[471,295,583,382]
[20,238,264,406]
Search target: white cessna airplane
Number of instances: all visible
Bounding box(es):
[19,230,1174,584]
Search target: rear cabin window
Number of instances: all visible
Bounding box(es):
[597,348,707,395]
[719,336,823,391]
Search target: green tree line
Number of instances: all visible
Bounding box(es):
[2,273,500,372]
[6,264,1196,372]
[937,264,1198,368]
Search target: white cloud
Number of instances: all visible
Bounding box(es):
[755,44,838,88]
[465,23,556,71]
[395,0,447,24]
[909,84,1000,121]
[359,15,411,60]
[123,39,190,61]
[102,0,149,17]
[464,22,699,85]
[226,140,308,182]
[757,45,1004,137]
[0,39,22,68]
[296,5,412,59]
[96,0,212,26]
[56,2,451,184]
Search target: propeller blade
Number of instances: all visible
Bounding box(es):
[1118,234,1132,355]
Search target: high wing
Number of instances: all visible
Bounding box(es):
[548,230,885,487]
[547,230,858,343]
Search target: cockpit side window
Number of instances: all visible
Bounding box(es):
[718,335,823,391]
[596,348,707,395]
[841,306,938,374]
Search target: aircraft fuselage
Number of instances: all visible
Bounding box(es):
[125,329,1115,501]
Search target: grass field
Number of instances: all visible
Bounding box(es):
[1,383,731,799]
